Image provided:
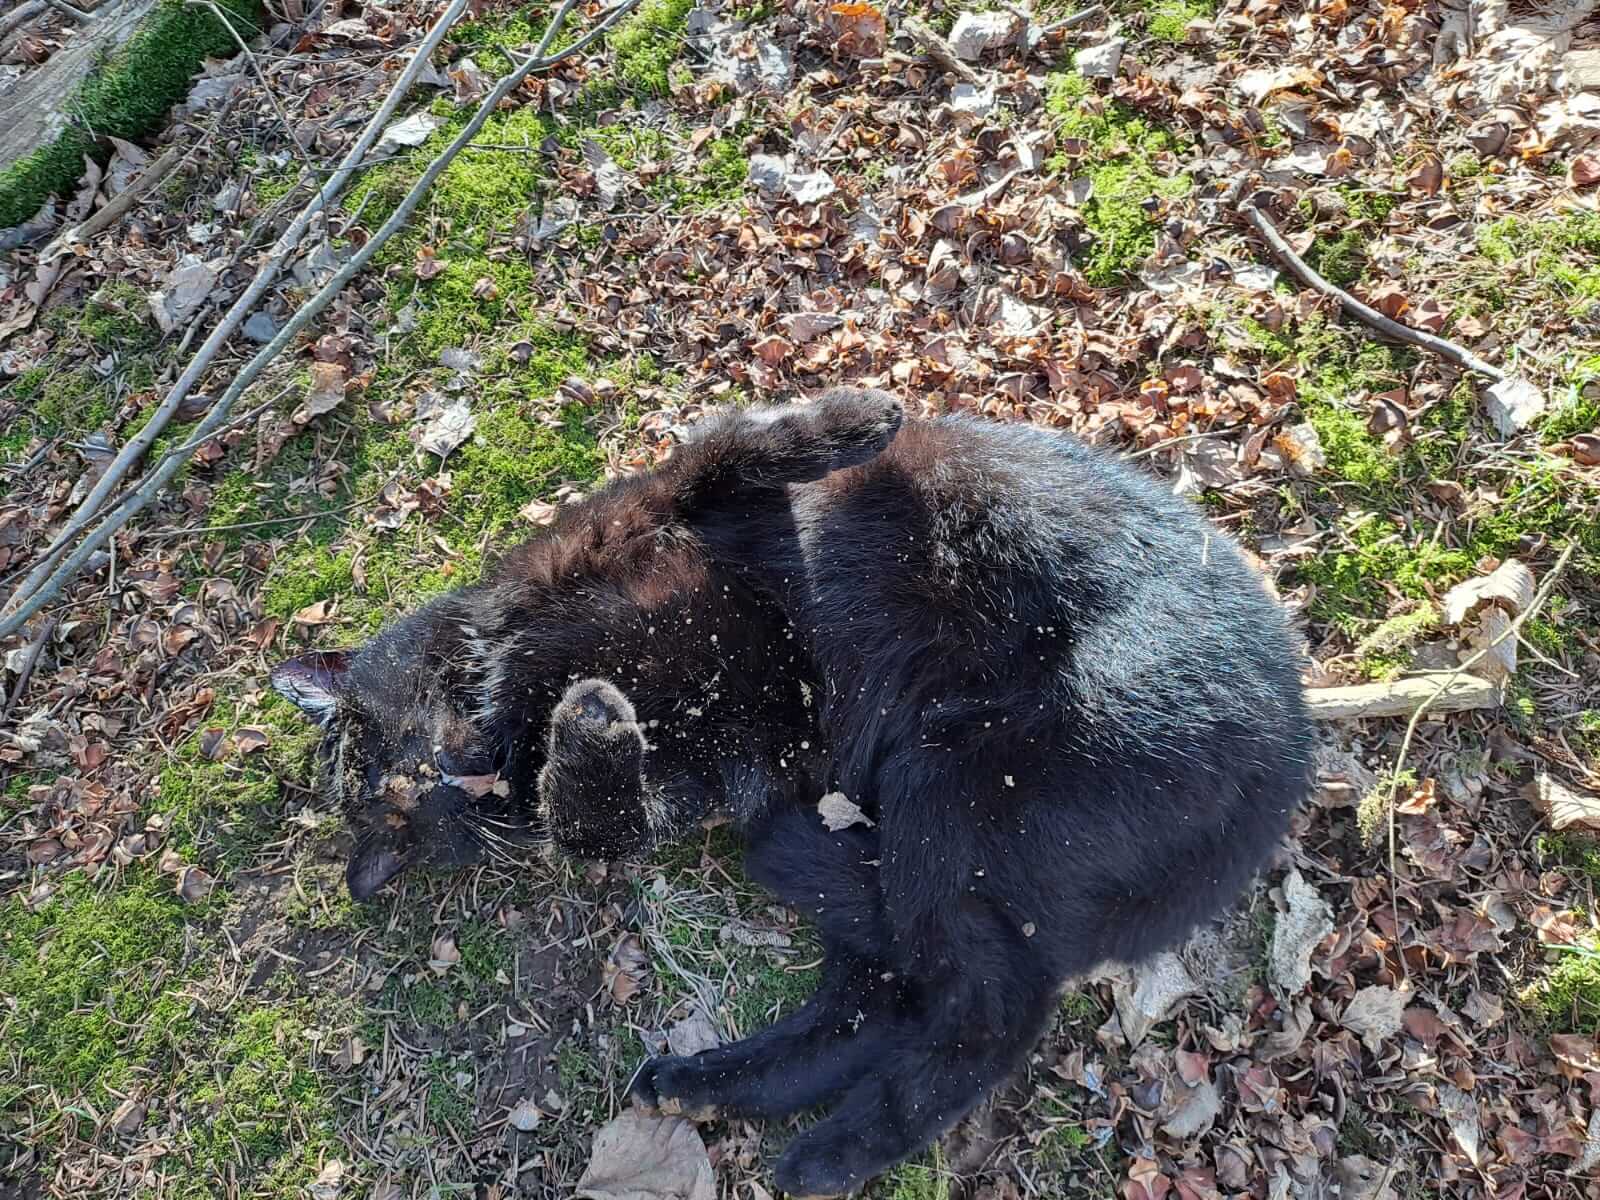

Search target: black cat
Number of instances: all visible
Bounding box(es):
[272,389,1313,1195]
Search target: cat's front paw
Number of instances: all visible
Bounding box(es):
[539,678,652,859]
[628,1056,720,1123]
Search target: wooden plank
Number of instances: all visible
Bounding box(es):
[0,0,162,176]
[1306,672,1500,721]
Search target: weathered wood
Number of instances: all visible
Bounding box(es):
[0,0,162,176]
[1306,672,1500,721]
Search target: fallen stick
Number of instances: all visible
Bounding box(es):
[39,141,185,259]
[0,0,641,639]
[900,16,984,85]
[1240,203,1506,383]
[0,619,57,728]
[1305,672,1500,721]
[1376,542,1573,984]
[0,2,47,43]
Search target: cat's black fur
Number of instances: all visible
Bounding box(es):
[272,390,1314,1195]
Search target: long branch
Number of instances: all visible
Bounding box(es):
[1241,203,1507,383]
[3,0,475,615]
[0,0,640,639]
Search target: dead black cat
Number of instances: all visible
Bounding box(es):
[272,389,1314,1196]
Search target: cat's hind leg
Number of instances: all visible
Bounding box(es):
[630,952,892,1122]
[630,806,896,1121]
[740,801,889,961]
[673,388,903,509]
[770,913,1058,1198]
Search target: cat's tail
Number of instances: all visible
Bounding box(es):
[673,388,904,509]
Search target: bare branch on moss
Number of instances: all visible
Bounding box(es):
[0,2,48,44]
[1241,202,1508,383]
[3,0,476,621]
[40,0,95,23]
[0,0,644,638]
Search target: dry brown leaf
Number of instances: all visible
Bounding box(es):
[429,933,461,974]
[1441,559,1535,627]
[176,865,215,904]
[1527,772,1600,831]
[817,791,873,831]
[1341,984,1407,1053]
[1269,869,1333,997]
[575,1112,714,1200]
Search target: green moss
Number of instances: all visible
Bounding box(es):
[263,545,357,621]
[448,401,601,537]
[1539,832,1600,886]
[0,0,265,227]
[1530,941,1600,1033]
[1476,213,1600,308]
[0,873,195,1109]
[1146,0,1214,41]
[1046,72,1192,286]
[152,692,319,866]
[182,1004,337,1193]
[881,1148,951,1200]
[1354,605,1439,678]
[609,0,696,96]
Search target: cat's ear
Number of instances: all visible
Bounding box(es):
[270,651,350,725]
[347,830,411,901]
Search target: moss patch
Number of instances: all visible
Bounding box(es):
[1046,71,1192,286]
[0,0,266,227]
[0,873,196,1113]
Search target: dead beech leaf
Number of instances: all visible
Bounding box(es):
[1111,951,1196,1046]
[429,933,461,974]
[507,1097,542,1132]
[1269,869,1333,998]
[1408,157,1443,194]
[418,397,476,460]
[519,499,559,526]
[1525,772,1600,831]
[824,1,888,58]
[667,1010,720,1057]
[1341,984,1407,1053]
[234,726,270,755]
[1483,376,1546,437]
[602,933,650,1004]
[1441,558,1534,626]
[177,865,215,903]
[817,791,873,831]
[110,1098,145,1136]
[414,246,447,281]
[575,1112,714,1200]
[1572,152,1600,188]
[308,1159,344,1200]
[292,600,335,628]
[1563,433,1600,465]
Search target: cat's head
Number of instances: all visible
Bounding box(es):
[270,637,523,900]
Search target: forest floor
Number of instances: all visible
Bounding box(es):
[2,0,1600,1197]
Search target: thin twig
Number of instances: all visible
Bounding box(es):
[1380,541,1575,983]
[40,143,186,260]
[142,472,404,538]
[1241,203,1507,383]
[0,0,642,638]
[0,620,57,728]
[186,0,308,159]
[2,0,475,619]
